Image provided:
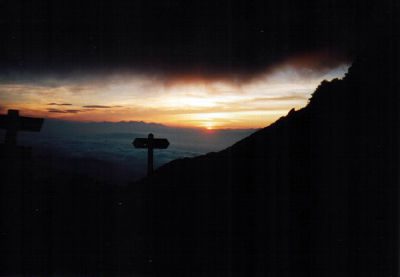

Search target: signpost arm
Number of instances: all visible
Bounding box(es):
[133,133,168,177]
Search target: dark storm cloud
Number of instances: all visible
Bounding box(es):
[0,0,395,76]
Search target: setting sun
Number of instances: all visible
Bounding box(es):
[205,122,214,130]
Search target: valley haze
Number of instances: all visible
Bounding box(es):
[0,118,256,184]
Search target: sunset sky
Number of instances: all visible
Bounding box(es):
[2,0,377,130]
[0,56,348,129]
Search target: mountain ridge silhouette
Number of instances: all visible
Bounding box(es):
[133,51,399,276]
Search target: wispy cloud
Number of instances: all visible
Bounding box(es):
[48,103,73,106]
[82,105,112,108]
[48,108,82,114]
[249,94,308,102]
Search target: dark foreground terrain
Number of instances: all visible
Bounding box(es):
[135,49,399,276]
[0,47,398,277]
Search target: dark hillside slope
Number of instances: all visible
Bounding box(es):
[136,52,399,276]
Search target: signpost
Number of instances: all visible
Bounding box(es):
[133,133,169,176]
[0,110,44,147]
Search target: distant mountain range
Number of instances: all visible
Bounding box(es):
[0,119,255,184]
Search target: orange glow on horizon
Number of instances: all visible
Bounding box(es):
[204,122,214,130]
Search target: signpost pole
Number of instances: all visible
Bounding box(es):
[147,133,154,176]
[0,109,44,148]
[132,133,169,177]
[5,110,19,146]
